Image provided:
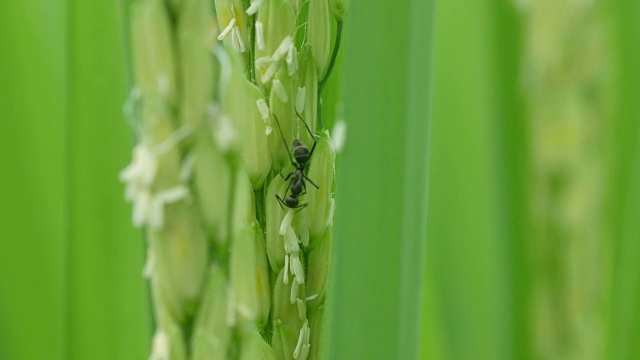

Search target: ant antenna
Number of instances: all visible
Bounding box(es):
[296,110,315,140]
[296,111,317,156]
[272,114,295,165]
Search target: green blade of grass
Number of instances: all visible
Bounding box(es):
[420,0,516,358]
[327,0,435,358]
[0,1,67,359]
[606,1,640,358]
[66,1,150,359]
[487,1,529,358]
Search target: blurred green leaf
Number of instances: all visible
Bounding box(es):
[66,1,150,359]
[605,1,640,359]
[0,1,66,359]
[0,1,150,359]
[420,0,519,359]
[486,1,530,358]
[327,0,434,359]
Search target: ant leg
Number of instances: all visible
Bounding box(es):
[278,177,295,206]
[294,202,308,213]
[308,136,318,158]
[299,181,308,196]
[303,174,320,189]
[296,110,318,157]
[273,114,296,165]
[276,194,287,210]
[279,170,295,181]
[284,176,294,195]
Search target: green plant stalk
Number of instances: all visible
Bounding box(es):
[419,0,509,358]
[121,0,345,358]
[604,0,640,358]
[327,0,433,358]
[521,1,610,359]
[317,20,342,130]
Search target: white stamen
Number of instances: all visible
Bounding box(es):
[148,200,164,230]
[217,17,236,40]
[246,0,262,15]
[121,143,188,229]
[286,43,298,76]
[296,87,306,114]
[256,99,270,120]
[284,254,290,284]
[231,27,246,52]
[255,21,265,50]
[132,191,151,227]
[306,294,318,301]
[284,226,300,254]
[299,344,310,360]
[123,87,142,132]
[149,186,189,229]
[296,299,307,320]
[331,120,347,153]
[294,320,309,359]
[290,278,299,304]
[123,87,141,115]
[326,198,335,227]
[273,36,293,61]
[304,322,311,343]
[280,210,295,235]
[272,79,289,103]
[292,255,305,284]
[120,144,158,187]
[150,330,169,360]
[261,61,279,84]
[152,124,192,154]
[256,36,297,83]
[255,56,271,68]
[156,187,188,204]
[142,248,155,278]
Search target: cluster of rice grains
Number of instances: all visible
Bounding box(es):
[520,0,609,359]
[119,0,347,359]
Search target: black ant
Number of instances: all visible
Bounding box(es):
[273,112,319,212]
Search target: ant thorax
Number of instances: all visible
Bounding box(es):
[290,171,305,196]
[273,112,319,211]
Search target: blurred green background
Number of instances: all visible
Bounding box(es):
[2,0,640,359]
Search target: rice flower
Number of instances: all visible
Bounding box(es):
[121,0,345,357]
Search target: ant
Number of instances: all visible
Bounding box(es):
[273,112,319,212]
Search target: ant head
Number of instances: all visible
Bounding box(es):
[292,140,310,165]
[286,195,299,208]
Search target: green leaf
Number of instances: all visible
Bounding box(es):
[326,0,435,358]
[605,1,640,359]
[419,0,516,359]
[65,1,151,358]
[0,1,67,359]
